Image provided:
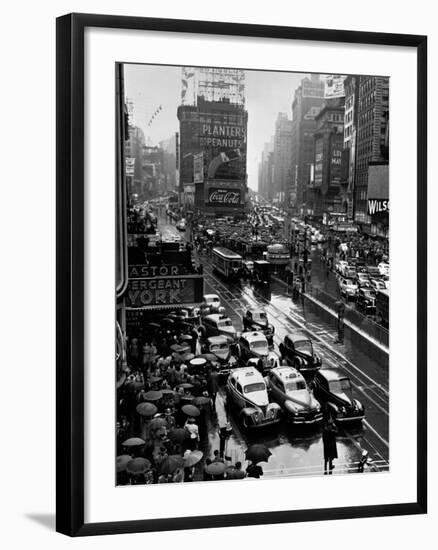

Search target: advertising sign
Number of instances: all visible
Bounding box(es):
[193,152,204,183]
[128,265,182,278]
[314,139,324,186]
[125,157,135,175]
[367,199,389,216]
[324,75,346,98]
[207,187,241,205]
[125,275,203,308]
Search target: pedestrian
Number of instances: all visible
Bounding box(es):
[322,420,338,474]
[184,417,199,450]
[212,449,224,463]
[246,461,263,479]
[207,368,219,410]
[226,461,246,480]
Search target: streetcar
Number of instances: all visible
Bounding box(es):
[211,247,243,279]
[375,288,389,328]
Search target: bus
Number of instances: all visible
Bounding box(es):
[212,247,243,279]
[375,289,389,328]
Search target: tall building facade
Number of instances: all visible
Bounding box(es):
[257,138,274,199]
[124,125,146,199]
[354,76,389,226]
[290,74,325,211]
[309,98,345,216]
[177,67,248,215]
[273,113,293,203]
[159,135,177,194]
[342,75,360,219]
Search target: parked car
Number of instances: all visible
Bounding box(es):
[242,308,274,345]
[237,331,279,374]
[356,288,376,315]
[226,366,281,429]
[355,272,371,288]
[267,366,323,425]
[201,314,237,342]
[377,262,390,277]
[279,332,322,375]
[335,260,349,275]
[369,278,387,292]
[312,369,365,423]
[366,265,382,279]
[339,277,358,300]
[344,266,357,280]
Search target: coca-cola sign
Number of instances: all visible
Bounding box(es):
[208,188,241,205]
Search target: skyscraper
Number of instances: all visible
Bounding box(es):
[273,113,293,203]
[354,76,389,227]
[290,74,325,211]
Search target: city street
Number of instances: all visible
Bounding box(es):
[161,216,389,478]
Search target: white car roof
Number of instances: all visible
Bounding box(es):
[241,331,268,343]
[204,294,220,301]
[271,366,305,383]
[231,366,264,385]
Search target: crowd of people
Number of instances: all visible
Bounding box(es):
[116,319,269,485]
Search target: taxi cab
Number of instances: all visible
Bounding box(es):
[267,366,323,425]
[237,331,279,373]
[242,308,274,345]
[226,367,281,429]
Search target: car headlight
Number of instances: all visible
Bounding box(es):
[340,406,346,414]
[316,404,321,412]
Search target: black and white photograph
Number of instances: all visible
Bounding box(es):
[115,64,390,486]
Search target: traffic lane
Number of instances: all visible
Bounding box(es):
[199,388,385,479]
[202,266,389,461]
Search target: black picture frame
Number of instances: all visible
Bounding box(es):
[56,12,427,537]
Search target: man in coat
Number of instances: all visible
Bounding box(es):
[322,420,338,474]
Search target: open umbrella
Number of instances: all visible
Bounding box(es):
[147,322,161,330]
[159,455,185,475]
[116,455,132,473]
[136,402,157,417]
[205,461,226,476]
[177,383,194,390]
[245,444,272,464]
[193,396,211,407]
[181,404,200,417]
[143,390,163,402]
[148,417,168,430]
[122,437,146,447]
[181,352,195,362]
[161,389,176,396]
[168,428,189,444]
[179,334,193,342]
[170,344,185,353]
[184,450,203,468]
[198,354,217,363]
[126,457,151,475]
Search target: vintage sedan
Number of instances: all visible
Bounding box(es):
[237,331,279,374]
[312,368,365,423]
[356,288,376,315]
[339,277,358,300]
[201,314,237,342]
[202,294,222,314]
[201,335,238,376]
[242,308,275,345]
[226,367,281,429]
[279,332,322,375]
[267,366,323,425]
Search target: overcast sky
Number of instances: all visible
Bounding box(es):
[124,64,309,190]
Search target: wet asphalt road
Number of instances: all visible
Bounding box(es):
[160,217,389,479]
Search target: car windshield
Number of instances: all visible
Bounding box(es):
[218,319,232,327]
[244,382,266,393]
[250,340,268,350]
[294,340,313,355]
[210,343,229,352]
[345,279,355,286]
[285,380,307,391]
[207,298,219,304]
[329,378,352,393]
[254,312,267,322]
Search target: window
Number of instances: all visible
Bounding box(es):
[244,382,266,394]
